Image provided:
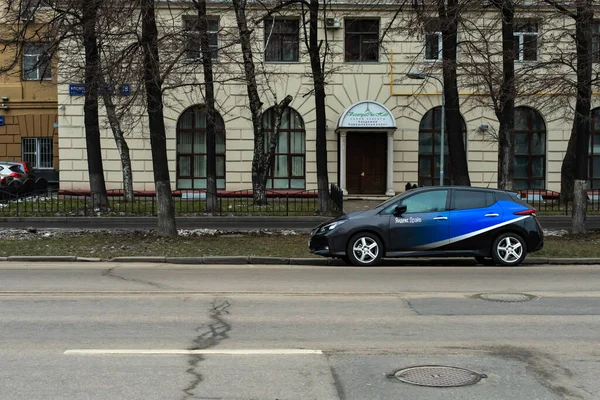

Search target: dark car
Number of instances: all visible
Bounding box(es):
[309,186,544,266]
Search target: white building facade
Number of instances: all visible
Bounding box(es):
[56,3,600,195]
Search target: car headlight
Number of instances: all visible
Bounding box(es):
[320,220,346,233]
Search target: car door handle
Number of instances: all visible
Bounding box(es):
[485,213,499,217]
[433,216,448,220]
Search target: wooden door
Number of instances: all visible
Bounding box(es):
[346,132,387,194]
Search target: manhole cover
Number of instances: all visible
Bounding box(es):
[474,293,538,302]
[393,365,486,387]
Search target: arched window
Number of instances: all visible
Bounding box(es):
[514,107,546,190]
[262,107,306,189]
[590,108,600,189]
[176,106,226,190]
[418,106,466,186]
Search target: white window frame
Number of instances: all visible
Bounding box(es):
[514,22,539,63]
[183,16,220,61]
[424,31,443,62]
[23,43,51,81]
[22,137,53,170]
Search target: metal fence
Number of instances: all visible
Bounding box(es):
[0,187,344,217]
[516,189,600,215]
[330,184,344,215]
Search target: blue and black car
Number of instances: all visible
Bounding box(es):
[309,186,544,266]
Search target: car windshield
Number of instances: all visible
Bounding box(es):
[374,193,404,209]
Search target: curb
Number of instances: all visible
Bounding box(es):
[1,256,599,266]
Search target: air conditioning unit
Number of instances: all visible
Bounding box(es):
[325,18,341,29]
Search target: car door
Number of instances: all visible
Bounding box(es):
[387,189,450,251]
[448,189,503,249]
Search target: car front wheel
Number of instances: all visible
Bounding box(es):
[347,233,383,266]
[491,233,527,266]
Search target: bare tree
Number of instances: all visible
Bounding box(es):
[542,0,594,233]
[140,0,177,236]
[232,0,293,205]
[259,0,332,212]
[82,0,109,209]
[191,0,218,212]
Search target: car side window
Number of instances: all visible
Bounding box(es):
[399,190,448,214]
[453,190,495,210]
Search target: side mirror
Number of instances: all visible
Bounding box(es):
[394,204,407,215]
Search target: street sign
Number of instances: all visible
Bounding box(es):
[0,116,4,126]
[120,84,131,96]
[69,84,85,96]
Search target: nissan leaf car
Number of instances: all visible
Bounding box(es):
[309,186,543,266]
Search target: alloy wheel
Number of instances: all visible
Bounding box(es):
[352,237,379,264]
[496,236,523,264]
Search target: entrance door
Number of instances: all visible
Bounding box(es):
[346,132,386,194]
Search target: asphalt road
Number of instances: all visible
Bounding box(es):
[1,263,599,399]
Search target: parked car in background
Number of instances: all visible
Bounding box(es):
[0,162,37,193]
[309,186,544,267]
[7,162,35,181]
[0,174,14,188]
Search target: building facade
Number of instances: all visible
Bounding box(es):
[0,11,58,183]
[55,3,600,195]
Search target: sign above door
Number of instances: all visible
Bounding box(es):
[337,100,396,130]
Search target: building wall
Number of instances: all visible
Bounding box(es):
[0,10,59,173]
[56,4,585,193]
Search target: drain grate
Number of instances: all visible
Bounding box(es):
[393,365,486,388]
[474,293,538,303]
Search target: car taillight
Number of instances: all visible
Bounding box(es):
[514,209,536,215]
[0,177,5,184]
[9,172,21,178]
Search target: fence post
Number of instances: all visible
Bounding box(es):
[286,195,289,216]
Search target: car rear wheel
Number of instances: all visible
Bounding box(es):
[347,233,383,266]
[491,233,527,266]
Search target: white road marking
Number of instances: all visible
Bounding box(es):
[64,349,323,355]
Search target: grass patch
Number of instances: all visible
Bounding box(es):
[0,230,599,259]
[0,195,333,217]
[0,231,318,259]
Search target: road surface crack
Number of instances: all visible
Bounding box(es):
[102,266,171,290]
[485,345,592,399]
[402,298,421,315]
[182,298,232,400]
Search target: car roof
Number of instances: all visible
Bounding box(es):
[410,186,511,193]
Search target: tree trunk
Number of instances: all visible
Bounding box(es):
[232,0,292,205]
[439,0,470,186]
[560,123,577,204]
[571,0,593,234]
[82,0,108,210]
[140,0,177,236]
[495,0,515,191]
[196,0,218,212]
[101,88,134,202]
[307,0,329,213]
